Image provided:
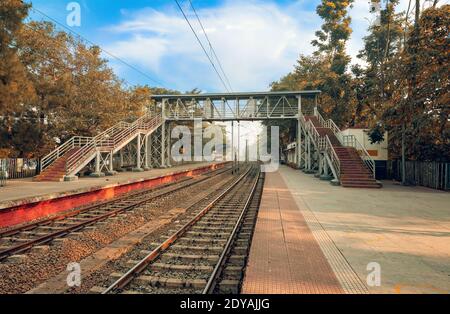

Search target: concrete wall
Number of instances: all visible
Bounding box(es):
[340,128,389,161]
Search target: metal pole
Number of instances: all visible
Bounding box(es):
[245,139,248,163]
[166,122,171,167]
[161,121,166,167]
[257,134,260,162]
[144,134,150,170]
[136,134,141,169]
[109,152,114,173]
[237,122,240,172]
[231,121,234,174]
[119,149,124,169]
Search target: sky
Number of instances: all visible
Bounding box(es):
[26,0,429,93]
[26,0,446,157]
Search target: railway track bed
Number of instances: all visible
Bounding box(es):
[0,166,232,261]
[0,166,248,294]
[94,164,264,295]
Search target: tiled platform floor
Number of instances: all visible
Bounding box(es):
[241,171,344,294]
[243,166,450,294]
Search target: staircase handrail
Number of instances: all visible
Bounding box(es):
[325,135,341,179]
[342,134,376,178]
[315,108,327,127]
[64,112,160,176]
[40,136,92,172]
[65,120,133,174]
[307,120,327,151]
[111,112,158,147]
[314,109,343,144]
[324,119,342,141]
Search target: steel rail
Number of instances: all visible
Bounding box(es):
[102,166,254,294]
[0,166,232,260]
[202,169,260,294]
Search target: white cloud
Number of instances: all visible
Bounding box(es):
[104,0,319,92]
[104,0,443,91]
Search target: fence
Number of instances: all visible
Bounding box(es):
[387,160,450,191]
[0,159,40,185]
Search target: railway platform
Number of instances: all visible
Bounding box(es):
[242,165,450,294]
[0,162,226,228]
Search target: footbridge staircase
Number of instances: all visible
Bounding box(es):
[298,108,381,188]
[35,112,163,182]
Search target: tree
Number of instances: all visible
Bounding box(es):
[357,0,404,127]
[0,0,36,157]
[376,4,449,162]
[311,0,355,126]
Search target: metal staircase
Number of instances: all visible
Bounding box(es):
[35,112,163,182]
[298,108,381,188]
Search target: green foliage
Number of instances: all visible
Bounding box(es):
[368,124,385,144]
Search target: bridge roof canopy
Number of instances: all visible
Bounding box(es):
[151,90,321,101]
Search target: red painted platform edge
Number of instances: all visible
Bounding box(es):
[0,162,228,229]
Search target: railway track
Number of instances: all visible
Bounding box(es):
[0,165,233,261]
[99,164,263,294]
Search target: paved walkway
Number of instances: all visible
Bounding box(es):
[277,166,449,294]
[242,171,346,294]
[0,162,218,209]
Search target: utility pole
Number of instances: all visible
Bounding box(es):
[257,134,260,162]
[237,122,240,172]
[231,121,234,174]
[245,139,248,163]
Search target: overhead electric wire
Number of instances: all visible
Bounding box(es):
[187,0,233,92]
[174,0,231,92]
[30,7,165,87]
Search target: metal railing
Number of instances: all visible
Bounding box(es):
[324,120,342,142]
[315,108,326,126]
[342,135,376,178]
[306,120,326,151]
[314,109,343,143]
[325,135,340,178]
[40,136,91,171]
[40,111,162,178]
[65,113,162,176]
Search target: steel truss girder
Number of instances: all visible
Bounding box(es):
[149,126,163,168]
[161,95,301,121]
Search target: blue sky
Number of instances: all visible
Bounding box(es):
[27,0,416,92]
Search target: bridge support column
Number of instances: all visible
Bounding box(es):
[106,151,117,176]
[143,134,151,171]
[316,153,323,178]
[133,134,144,172]
[296,95,303,169]
[304,135,314,174]
[320,154,332,180]
[161,121,166,167]
[118,150,124,171]
[296,119,302,169]
[166,122,172,167]
[90,151,105,177]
